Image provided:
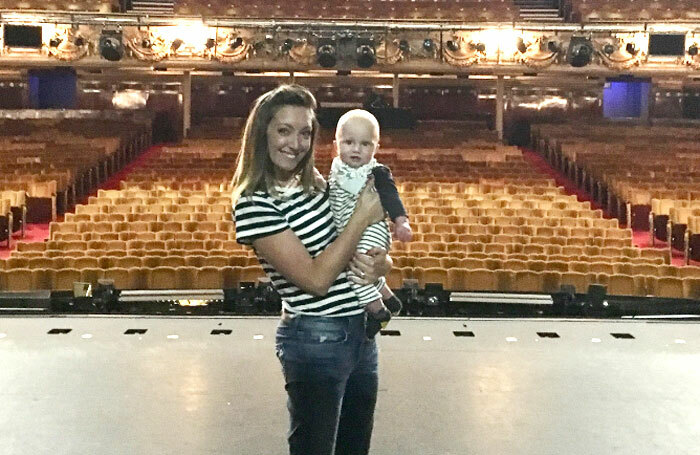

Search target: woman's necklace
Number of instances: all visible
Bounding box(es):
[273,173,301,197]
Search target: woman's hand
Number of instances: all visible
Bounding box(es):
[348,247,392,285]
[354,177,385,226]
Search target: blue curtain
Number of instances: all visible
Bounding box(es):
[28,69,77,109]
[603,80,650,119]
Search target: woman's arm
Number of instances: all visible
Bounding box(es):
[252,183,384,296]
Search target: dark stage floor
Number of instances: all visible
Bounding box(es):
[1,316,699,455]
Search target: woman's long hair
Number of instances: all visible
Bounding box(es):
[231,84,319,202]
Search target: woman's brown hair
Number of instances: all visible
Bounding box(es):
[231,84,320,201]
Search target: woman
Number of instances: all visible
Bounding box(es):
[232,84,391,455]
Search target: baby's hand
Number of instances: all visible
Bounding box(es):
[393,216,412,242]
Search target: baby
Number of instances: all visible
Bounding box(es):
[328,109,412,338]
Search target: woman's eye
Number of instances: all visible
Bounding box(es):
[301,131,312,139]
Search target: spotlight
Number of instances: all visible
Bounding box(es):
[356,40,376,68]
[141,38,152,49]
[230,37,244,50]
[688,44,698,56]
[317,40,337,68]
[399,39,410,53]
[254,279,282,314]
[567,37,594,68]
[280,38,294,53]
[603,43,615,55]
[474,42,486,53]
[74,37,85,47]
[235,282,257,314]
[517,37,528,54]
[170,39,183,51]
[547,40,560,53]
[49,37,62,48]
[98,31,124,62]
[626,42,638,55]
[423,38,435,52]
[205,38,216,49]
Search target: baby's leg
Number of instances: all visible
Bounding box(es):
[365,297,391,339]
[365,298,385,314]
[379,283,403,315]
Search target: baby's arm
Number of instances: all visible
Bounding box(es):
[371,165,412,242]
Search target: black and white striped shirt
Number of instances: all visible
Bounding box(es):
[328,181,390,305]
[234,188,363,317]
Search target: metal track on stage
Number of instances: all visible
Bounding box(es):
[1,316,699,455]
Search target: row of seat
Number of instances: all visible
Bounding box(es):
[46,231,236,242]
[568,0,700,21]
[174,0,517,20]
[1,254,259,270]
[0,0,117,11]
[64,212,229,223]
[4,264,696,298]
[49,220,233,236]
[0,265,265,291]
[394,256,699,278]
[14,238,244,253]
[95,188,232,200]
[388,267,700,299]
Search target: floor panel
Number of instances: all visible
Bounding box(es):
[1,316,698,455]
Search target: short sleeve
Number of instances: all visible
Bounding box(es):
[234,193,289,245]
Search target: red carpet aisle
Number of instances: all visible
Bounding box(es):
[0,145,165,260]
[521,148,691,266]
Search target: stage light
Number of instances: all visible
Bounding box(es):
[446,40,459,52]
[626,43,638,55]
[170,39,183,51]
[98,31,124,62]
[205,38,216,49]
[255,279,282,314]
[49,37,61,47]
[688,45,699,56]
[357,41,376,68]
[423,38,435,52]
[517,37,528,53]
[74,36,85,47]
[474,42,486,53]
[317,40,337,68]
[141,38,152,49]
[280,38,294,53]
[547,40,560,53]
[230,37,244,50]
[603,43,615,55]
[567,37,594,68]
[399,39,410,53]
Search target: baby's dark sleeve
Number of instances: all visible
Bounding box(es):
[371,165,407,222]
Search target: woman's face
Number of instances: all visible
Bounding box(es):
[266,105,314,180]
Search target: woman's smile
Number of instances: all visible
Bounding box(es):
[266,105,314,180]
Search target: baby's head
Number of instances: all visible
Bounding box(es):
[334,109,380,169]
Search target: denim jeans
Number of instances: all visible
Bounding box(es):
[275,312,379,455]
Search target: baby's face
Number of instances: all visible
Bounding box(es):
[335,118,378,169]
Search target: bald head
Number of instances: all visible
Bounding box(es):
[335,109,380,142]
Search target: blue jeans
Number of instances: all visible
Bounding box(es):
[275,312,379,455]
